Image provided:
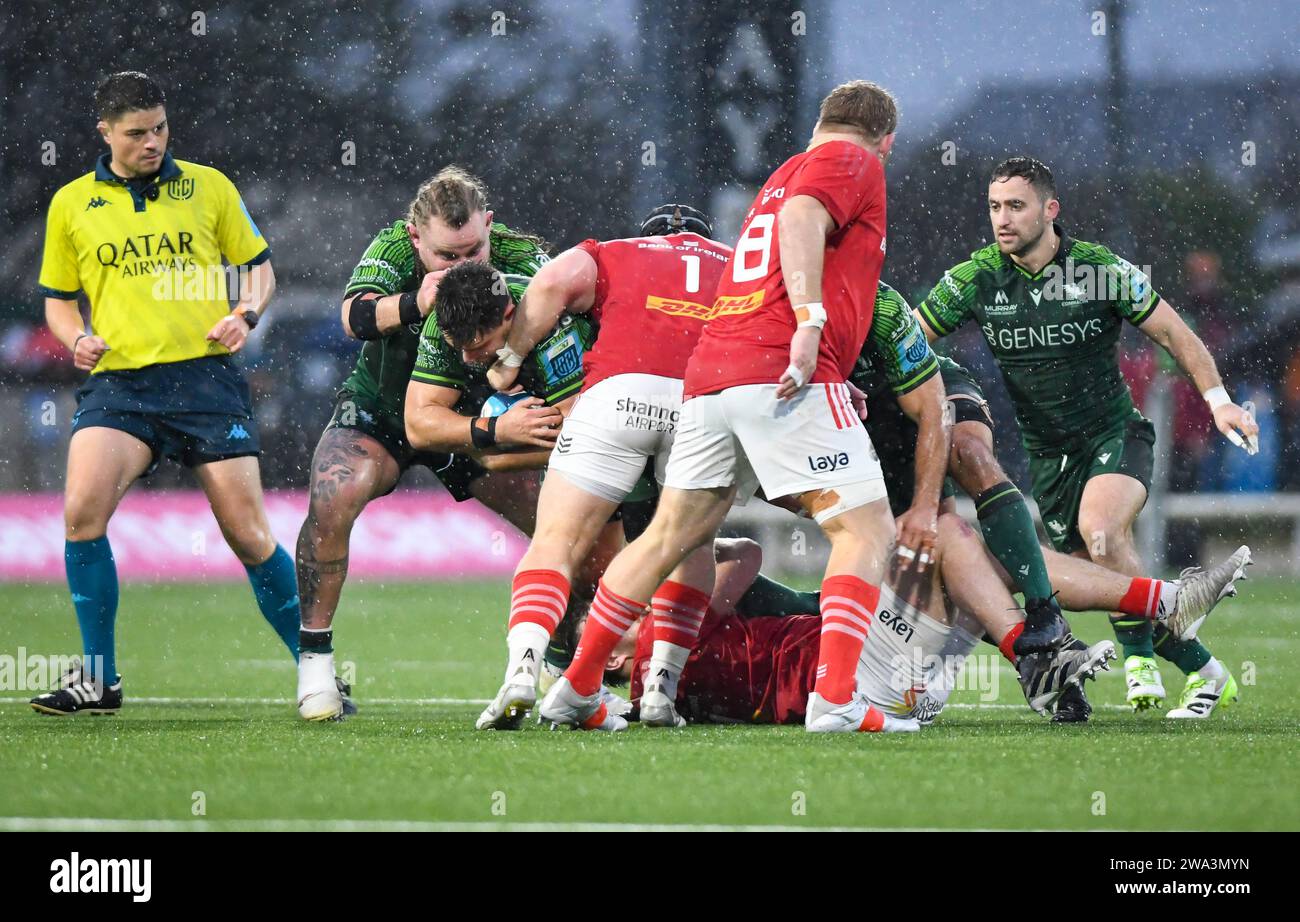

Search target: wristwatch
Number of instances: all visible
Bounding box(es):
[239,309,260,330]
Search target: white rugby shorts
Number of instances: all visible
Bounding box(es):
[663,382,886,518]
[547,373,682,503]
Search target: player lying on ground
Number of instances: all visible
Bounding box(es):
[851,281,1253,719]
[474,205,733,730]
[539,82,956,735]
[587,520,1248,728]
[32,72,294,716]
[294,168,554,720]
[914,156,1257,717]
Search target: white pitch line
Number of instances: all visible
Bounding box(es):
[0,816,1089,833]
[0,696,1129,710]
[0,696,489,706]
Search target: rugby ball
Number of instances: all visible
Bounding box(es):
[481,391,532,418]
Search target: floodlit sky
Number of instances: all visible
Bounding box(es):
[830,0,1300,133]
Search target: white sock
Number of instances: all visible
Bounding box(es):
[1197,656,1226,682]
[1159,580,1179,617]
[647,640,691,700]
[505,622,550,685]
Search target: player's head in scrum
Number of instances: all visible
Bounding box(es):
[95,71,168,178]
[405,166,494,274]
[988,155,1061,258]
[435,261,517,367]
[638,203,714,239]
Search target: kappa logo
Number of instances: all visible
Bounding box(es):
[807,451,850,473]
[227,423,251,440]
[1046,519,1068,536]
[85,196,110,210]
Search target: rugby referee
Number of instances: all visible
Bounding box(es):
[30,72,302,715]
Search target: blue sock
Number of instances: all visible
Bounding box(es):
[245,544,301,662]
[65,537,119,683]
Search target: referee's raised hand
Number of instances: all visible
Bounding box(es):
[71,333,110,372]
[206,312,252,352]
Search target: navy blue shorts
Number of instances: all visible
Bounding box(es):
[71,356,261,474]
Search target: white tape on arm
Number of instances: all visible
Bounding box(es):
[495,344,526,368]
[794,302,827,330]
[1203,386,1231,411]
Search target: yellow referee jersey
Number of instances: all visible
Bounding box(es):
[38,153,270,373]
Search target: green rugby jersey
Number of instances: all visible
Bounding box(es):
[915,225,1158,454]
[339,221,549,417]
[847,280,941,397]
[412,273,598,406]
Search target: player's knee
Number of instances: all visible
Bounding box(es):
[63,493,110,541]
[1075,511,1130,559]
[642,510,714,562]
[222,523,275,565]
[821,496,895,547]
[306,472,372,531]
[936,510,975,547]
[950,427,1001,488]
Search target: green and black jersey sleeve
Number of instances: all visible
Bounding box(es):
[1068,240,1160,326]
[914,249,997,337]
[344,220,420,296]
[517,312,598,405]
[848,281,940,397]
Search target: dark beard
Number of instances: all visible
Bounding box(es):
[1011,225,1046,259]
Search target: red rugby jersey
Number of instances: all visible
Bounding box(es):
[632,611,820,725]
[574,232,732,391]
[684,140,887,397]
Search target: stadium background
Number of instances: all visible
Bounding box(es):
[1,0,1298,577]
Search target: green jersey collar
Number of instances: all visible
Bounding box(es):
[1002,222,1073,281]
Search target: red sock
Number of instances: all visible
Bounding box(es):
[998,623,1024,663]
[815,575,879,705]
[650,581,710,650]
[507,569,570,635]
[1118,577,1162,619]
[567,580,645,696]
[860,705,885,732]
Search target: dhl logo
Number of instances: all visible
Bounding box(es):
[643,291,765,320]
[645,295,714,320]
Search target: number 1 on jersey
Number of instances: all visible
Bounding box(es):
[733,213,774,283]
[681,254,700,293]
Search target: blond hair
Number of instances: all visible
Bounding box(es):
[407,165,489,229]
[815,81,898,142]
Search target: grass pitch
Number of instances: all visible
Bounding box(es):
[1,578,1297,831]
